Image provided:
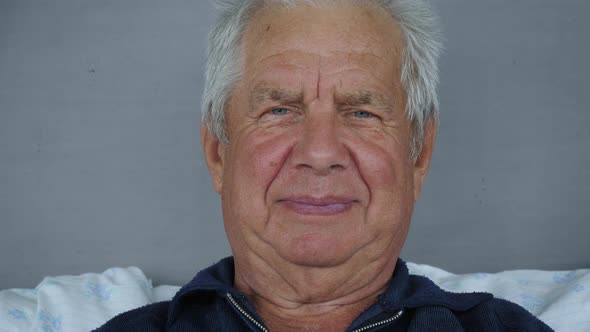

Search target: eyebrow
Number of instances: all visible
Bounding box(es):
[335,90,395,111]
[249,86,395,112]
[250,86,304,112]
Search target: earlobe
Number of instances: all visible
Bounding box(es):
[413,118,437,201]
[201,124,225,193]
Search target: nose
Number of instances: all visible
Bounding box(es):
[290,110,351,175]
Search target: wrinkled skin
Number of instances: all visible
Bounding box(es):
[202,4,436,331]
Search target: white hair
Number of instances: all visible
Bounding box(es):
[202,0,443,158]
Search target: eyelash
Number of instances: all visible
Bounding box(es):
[270,108,290,115]
[351,110,373,118]
[265,108,378,121]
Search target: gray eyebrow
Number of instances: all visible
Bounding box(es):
[248,86,395,112]
[335,90,396,111]
[249,86,304,112]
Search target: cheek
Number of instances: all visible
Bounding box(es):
[227,129,295,204]
[352,139,410,191]
[222,130,296,247]
[351,138,415,219]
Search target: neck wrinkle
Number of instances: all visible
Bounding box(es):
[233,252,398,331]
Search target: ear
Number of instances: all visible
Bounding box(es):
[413,117,437,201]
[201,123,226,194]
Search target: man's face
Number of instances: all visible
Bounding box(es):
[203,5,434,268]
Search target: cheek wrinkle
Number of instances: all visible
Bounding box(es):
[264,141,297,206]
[315,55,322,101]
[345,140,372,206]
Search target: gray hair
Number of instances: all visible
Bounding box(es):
[202,0,443,158]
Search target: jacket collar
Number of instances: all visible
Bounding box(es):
[167,257,237,323]
[168,256,492,323]
[377,258,492,312]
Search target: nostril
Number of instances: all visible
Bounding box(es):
[329,164,345,171]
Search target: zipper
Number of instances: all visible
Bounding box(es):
[350,309,404,332]
[227,293,269,332]
[227,292,402,332]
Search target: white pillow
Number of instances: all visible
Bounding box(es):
[0,267,153,331]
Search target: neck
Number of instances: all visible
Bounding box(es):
[233,253,398,332]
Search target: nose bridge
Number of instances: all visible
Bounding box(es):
[292,104,350,173]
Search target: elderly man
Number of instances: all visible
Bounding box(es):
[97,0,552,331]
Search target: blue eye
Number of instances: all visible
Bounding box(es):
[352,111,372,118]
[270,108,289,115]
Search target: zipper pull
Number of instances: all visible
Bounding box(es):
[350,309,404,332]
[226,293,269,332]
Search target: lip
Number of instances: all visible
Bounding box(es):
[278,197,357,216]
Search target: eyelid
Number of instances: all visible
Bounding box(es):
[261,105,300,117]
[345,108,380,119]
[269,104,300,112]
[353,110,372,117]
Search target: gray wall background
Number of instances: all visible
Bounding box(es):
[1,0,588,289]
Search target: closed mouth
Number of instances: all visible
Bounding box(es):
[278,197,357,216]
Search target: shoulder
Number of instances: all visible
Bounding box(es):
[453,297,553,331]
[401,266,553,331]
[409,297,553,331]
[93,301,170,332]
[484,297,553,331]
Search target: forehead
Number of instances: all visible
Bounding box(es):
[241,4,403,89]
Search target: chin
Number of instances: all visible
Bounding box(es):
[275,232,361,268]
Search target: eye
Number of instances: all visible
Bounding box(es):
[270,108,290,115]
[351,110,372,118]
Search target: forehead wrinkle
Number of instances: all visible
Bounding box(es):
[315,54,323,102]
[249,49,388,76]
[249,50,320,74]
[316,53,397,89]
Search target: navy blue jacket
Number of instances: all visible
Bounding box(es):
[95,257,553,331]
